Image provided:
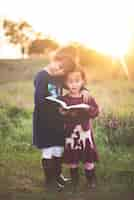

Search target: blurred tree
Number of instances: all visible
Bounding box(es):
[28,38,59,56]
[3,19,34,57]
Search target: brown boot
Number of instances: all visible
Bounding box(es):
[85,169,97,189]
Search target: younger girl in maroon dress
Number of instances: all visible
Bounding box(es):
[59,67,99,189]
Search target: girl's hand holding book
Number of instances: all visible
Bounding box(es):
[59,107,69,115]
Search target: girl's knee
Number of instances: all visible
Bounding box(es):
[84,162,95,170]
[70,163,79,169]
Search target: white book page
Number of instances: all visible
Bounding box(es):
[45,96,67,108]
[45,96,90,110]
[67,104,90,110]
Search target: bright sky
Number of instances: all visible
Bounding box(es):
[0,0,134,58]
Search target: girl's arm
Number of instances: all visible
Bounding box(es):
[80,87,91,103]
[34,71,49,104]
[88,97,99,118]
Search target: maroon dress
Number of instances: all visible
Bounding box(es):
[60,95,99,164]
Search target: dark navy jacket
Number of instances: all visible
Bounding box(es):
[33,70,64,149]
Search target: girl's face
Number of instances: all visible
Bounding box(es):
[65,71,84,95]
[50,61,66,76]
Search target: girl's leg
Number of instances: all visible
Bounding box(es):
[84,162,97,188]
[41,148,55,186]
[70,164,79,188]
[42,158,54,185]
[53,157,64,185]
[53,147,67,189]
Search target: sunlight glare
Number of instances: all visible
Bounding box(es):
[0,0,133,57]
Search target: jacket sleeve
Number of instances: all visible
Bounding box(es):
[34,71,49,104]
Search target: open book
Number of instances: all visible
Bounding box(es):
[45,96,90,110]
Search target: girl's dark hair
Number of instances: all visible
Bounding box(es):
[64,66,87,83]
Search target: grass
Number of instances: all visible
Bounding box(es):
[0,58,48,83]
[0,81,33,109]
[0,61,134,199]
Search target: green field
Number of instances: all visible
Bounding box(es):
[0,59,134,199]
